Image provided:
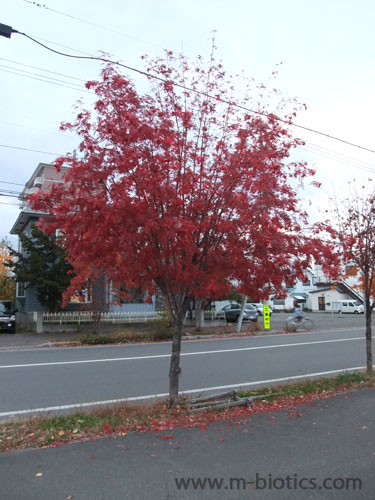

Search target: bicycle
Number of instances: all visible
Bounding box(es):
[284,315,314,331]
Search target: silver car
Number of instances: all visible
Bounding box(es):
[221,303,258,323]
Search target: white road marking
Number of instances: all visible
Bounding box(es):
[0,366,366,418]
[0,336,364,369]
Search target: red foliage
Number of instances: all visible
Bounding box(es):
[31,51,335,314]
[30,49,337,402]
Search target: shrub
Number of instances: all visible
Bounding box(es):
[149,318,173,341]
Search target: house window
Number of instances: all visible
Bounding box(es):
[113,285,146,304]
[273,299,285,306]
[302,277,310,286]
[70,283,92,303]
[16,282,26,298]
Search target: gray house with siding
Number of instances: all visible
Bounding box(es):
[10,163,158,323]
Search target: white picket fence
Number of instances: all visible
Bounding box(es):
[42,309,224,325]
[43,311,166,325]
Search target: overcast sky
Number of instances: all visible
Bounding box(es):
[1,0,375,246]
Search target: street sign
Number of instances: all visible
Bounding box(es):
[263,305,270,330]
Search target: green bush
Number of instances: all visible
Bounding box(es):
[79,322,174,345]
[149,318,174,341]
[80,334,113,345]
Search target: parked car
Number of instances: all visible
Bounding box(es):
[0,300,17,333]
[333,300,364,314]
[250,303,273,316]
[220,303,258,323]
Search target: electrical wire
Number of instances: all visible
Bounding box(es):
[0,67,91,94]
[21,0,165,51]
[0,144,62,155]
[0,201,20,206]
[305,142,375,170]
[301,146,375,175]
[10,29,375,155]
[0,57,87,82]
[0,180,25,186]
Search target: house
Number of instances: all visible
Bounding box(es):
[268,269,316,311]
[10,163,71,317]
[267,265,364,312]
[10,162,158,323]
[308,265,364,312]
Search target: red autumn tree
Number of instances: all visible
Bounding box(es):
[31,49,336,406]
[328,186,375,373]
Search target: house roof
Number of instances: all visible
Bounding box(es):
[308,287,332,294]
[291,293,309,299]
[10,211,47,235]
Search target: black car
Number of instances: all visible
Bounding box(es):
[221,303,258,323]
[0,300,16,333]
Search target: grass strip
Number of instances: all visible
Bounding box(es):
[1,371,374,452]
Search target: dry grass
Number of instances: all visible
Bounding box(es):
[1,372,374,453]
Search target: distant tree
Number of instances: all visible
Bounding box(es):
[0,238,15,301]
[328,186,375,373]
[8,226,73,312]
[31,49,336,406]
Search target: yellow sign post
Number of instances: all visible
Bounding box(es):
[263,304,270,330]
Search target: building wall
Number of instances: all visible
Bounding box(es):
[310,289,353,312]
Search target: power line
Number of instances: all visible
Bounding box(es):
[0,193,21,198]
[0,180,25,186]
[21,0,165,51]
[0,119,63,137]
[0,56,86,82]
[305,142,375,170]
[9,29,374,155]
[2,58,375,174]
[0,144,62,155]
[301,146,375,175]
[0,67,90,94]
[0,188,22,195]
[0,201,20,206]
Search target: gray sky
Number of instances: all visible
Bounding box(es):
[2,0,375,246]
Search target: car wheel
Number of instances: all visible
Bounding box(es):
[354,310,358,314]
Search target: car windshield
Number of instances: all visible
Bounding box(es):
[354,301,361,306]
[0,301,14,314]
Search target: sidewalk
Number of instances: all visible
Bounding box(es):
[1,389,373,499]
[0,331,84,349]
[0,325,273,350]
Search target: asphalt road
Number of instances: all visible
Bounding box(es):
[1,388,374,499]
[0,315,373,419]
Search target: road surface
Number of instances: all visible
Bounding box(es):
[0,320,372,419]
[1,388,374,499]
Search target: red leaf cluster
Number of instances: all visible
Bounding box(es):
[30,50,336,317]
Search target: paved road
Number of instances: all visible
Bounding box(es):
[1,389,374,499]
[0,312,367,349]
[0,322,372,419]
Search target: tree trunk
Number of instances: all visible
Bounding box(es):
[92,310,102,335]
[168,312,183,407]
[365,303,373,373]
[236,295,247,333]
[195,298,203,332]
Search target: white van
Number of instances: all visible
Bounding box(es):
[333,300,364,314]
